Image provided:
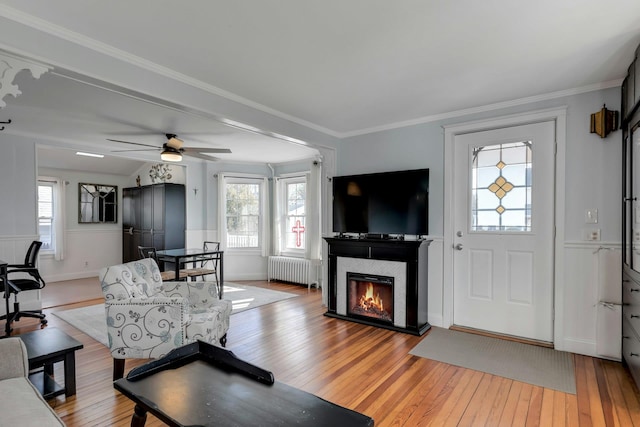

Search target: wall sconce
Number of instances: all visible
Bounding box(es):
[590,104,618,138]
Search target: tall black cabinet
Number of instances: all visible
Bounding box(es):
[122,183,186,263]
[621,43,640,388]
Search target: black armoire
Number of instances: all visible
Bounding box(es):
[621,42,640,388]
[122,183,185,263]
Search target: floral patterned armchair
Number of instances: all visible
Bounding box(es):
[98,258,232,380]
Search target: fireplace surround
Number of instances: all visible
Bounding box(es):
[324,237,431,335]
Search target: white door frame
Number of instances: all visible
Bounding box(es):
[443,107,567,349]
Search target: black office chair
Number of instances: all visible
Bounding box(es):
[1,241,47,333]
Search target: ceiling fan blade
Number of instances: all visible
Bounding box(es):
[183,151,220,161]
[182,147,232,154]
[107,138,160,149]
[111,148,160,153]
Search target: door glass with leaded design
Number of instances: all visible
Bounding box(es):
[471,141,532,232]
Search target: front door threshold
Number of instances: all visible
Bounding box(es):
[450,324,554,349]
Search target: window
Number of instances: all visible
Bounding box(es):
[225,178,263,249]
[38,181,54,250]
[471,141,532,232]
[282,177,306,252]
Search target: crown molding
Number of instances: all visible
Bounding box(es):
[340,79,623,138]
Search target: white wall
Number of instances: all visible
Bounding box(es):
[337,87,622,358]
[0,135,37,238]
[0,19,625,357]
[36,167,132,281]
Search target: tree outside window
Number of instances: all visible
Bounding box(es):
[225,182,261,248]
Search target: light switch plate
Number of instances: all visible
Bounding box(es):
[585,208,598,224]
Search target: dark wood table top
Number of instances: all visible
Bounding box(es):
[156,248,222,259]
[18,327,83,364]
[114,342,374,427]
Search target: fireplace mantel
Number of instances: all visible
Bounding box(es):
[324,237,432,335]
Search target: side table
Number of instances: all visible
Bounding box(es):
[18,327,84,399]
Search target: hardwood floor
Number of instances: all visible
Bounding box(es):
[4,280,640,426]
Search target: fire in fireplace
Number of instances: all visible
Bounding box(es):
[347,273,394,323]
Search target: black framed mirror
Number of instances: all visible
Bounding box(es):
[79,183,118,223]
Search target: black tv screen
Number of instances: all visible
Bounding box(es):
[332,168,429,236]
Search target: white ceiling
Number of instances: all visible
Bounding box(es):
[8,71,319,173]
[1,1,640,173]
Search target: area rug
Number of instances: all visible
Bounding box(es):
[409,327,576,394]
[52,283,296,347]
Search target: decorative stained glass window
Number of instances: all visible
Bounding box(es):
[471,141,532,231]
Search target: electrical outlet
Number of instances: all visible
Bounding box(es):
[583,229,601,241]
[84,261,89,267]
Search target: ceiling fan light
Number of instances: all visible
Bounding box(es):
[160,148,182,162]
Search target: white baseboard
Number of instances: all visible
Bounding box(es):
[46,270,99,283]
[427,314,444,328]
[562,337,596,357]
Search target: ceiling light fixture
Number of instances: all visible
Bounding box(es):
[76,151,104,158]
[160,147,182,162]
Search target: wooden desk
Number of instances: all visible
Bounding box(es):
[114,341,374,427]
[157,248,224,298]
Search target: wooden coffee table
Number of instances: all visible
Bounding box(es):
[18,327,84,399]
[114,341,374,427]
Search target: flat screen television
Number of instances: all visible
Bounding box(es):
[332,168,429,236]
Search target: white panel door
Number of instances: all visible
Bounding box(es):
[453,121,555,342]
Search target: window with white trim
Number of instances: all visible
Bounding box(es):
[38,181,54,251]
[225,178,264,249]
[281,177,306,253]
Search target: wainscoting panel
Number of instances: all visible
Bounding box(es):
[39,229,122,282]
[562,242,620,359]
[0,236,37,264]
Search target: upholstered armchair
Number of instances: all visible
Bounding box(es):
[98,258,232,380]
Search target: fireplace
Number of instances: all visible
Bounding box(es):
[347,273,394,323]
[324,237,431,335]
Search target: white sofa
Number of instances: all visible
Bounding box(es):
[98,258,232,380]
[0,337,65,426]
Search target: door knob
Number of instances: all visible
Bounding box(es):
[455,243,463,251]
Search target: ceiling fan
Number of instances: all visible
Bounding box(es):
[107,134,231,162]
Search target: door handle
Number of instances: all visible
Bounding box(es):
[454,243,463,251]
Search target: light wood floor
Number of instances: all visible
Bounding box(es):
[5,280,640,426]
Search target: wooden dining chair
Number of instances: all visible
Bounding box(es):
[183,241,219,282]
[138,246,188,281]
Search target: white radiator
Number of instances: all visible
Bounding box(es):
[268,256,316,288]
